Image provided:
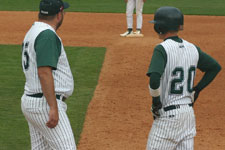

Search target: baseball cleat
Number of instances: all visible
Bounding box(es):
[134,30,141,34]
[120,30,134,37]
[130,29,144,37]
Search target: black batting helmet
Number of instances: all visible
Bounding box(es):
[150,6,184,34]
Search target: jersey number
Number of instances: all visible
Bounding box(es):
[170,66,196,94]
[22,42,30,70]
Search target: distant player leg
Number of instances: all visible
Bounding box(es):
[126,0,135,30]
[136,0,144,30]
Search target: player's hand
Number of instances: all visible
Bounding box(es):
[124,0,128,3]
[46,108,59,128]
[191,87,200,105]
[151,96,162,119]
[143,0,146,2]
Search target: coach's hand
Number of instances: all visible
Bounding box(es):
[47,108,59,128]
[151,96,162,119]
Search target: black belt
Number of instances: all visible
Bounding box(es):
[164,103,193,112]
[26,93,66,101]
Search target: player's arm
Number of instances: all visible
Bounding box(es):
[193,46,221,101]
[35,30,61,128]
[38,67,58,128]
[146,45,167,117]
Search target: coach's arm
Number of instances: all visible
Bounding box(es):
[38,67,59,128]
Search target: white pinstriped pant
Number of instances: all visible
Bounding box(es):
[146,105,196,150]
[21,94,76,150]
[126,0,144,29]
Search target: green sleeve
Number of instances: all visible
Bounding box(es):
[150,72,161,89]
[195,46,221,92]
[197,46,220,72]
[146,44,167,77]
[34,29,61,69]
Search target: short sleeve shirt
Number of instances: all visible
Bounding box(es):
[34,29,61,69]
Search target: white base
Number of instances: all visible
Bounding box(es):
[126,33,144,38]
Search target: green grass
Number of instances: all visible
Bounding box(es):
[0,0,225,15]
[0,0,224,149]
[0,45,106,149]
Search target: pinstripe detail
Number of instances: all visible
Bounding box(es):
[147,105,196,150]
[22,22,74,97]
[28,122,51,149]
[21,95,76,150]
[147,39,198,150]
[159,39,199,107]
[21,22,76,149]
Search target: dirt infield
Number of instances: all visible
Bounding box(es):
[1,11,224,150]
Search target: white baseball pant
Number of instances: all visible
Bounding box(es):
[126,0,144,29]
[21,94,76,150]
[146,105,196,150]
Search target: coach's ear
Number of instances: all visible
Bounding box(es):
[179,25,183,31]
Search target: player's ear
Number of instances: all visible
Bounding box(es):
[179,25,183,31]
[56,12,60,20]
[56,12,62,20]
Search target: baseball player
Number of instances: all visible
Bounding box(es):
[146,6,221,150]
[21,0,76,149]
[120,0,146,37]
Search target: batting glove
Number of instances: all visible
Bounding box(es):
[151,96,162,119]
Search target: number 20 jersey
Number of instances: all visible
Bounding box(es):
[160,39,199,107]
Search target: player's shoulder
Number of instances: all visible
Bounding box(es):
[182,39,201,53]
[36,29,61,44]
[182,39,195,46]
[34,29,61,51]
[155,44,164,49]
[154,44,165,52]
[153,44,167,60]
[38,29,57,39]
